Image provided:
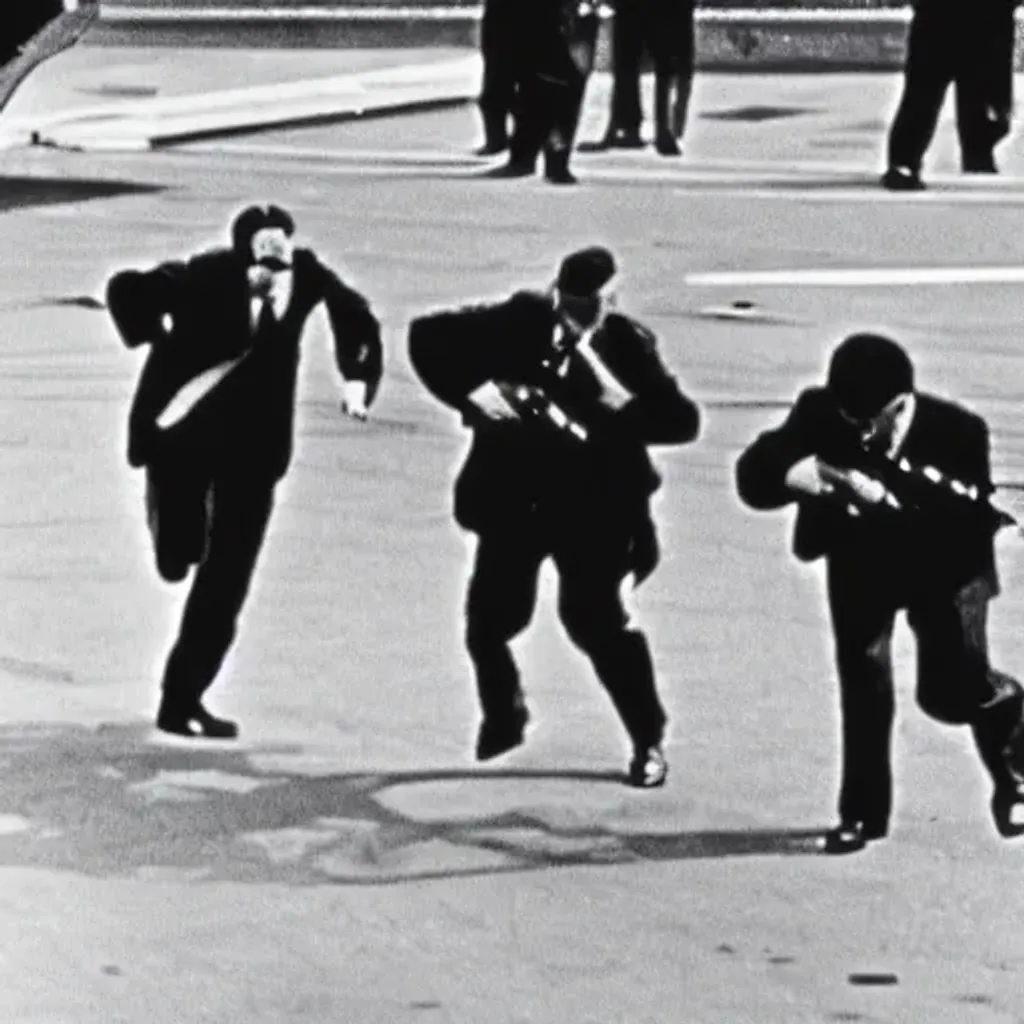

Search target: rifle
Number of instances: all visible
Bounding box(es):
[819,449,1019,536]
[496,382,589,442]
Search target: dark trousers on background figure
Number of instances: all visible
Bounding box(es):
[465,517,668,761]
[886,3,1015,183]
[477,0,521,153]
[502,17,598,182]
[604,0,696,154]
[146,456,276,737]
[827,557,1024,838]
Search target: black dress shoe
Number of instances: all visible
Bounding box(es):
[474,139,508,157]
[654,133,681,157]
[881,166,926,191]
[822,819,887,854]
[481,160,535,179]
[991,783,1024,838]
[545,165,578,185]
[628,745,668,788]
[157,702,239,740]
[606,129,646,149]
[476,706,529,761]
[579,130,646,152]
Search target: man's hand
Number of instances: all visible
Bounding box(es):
[466,380,523,423]
[818,462,896,508]
[785,456,834,498]
[341,379,369,421]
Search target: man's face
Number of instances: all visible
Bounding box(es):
[246,226,294,297]
[837,391,912,448]
[556,289,617,336]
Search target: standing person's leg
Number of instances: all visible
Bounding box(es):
[649,0,696,155]
[477,0,516,154]
[553,525,669,786]
[884,5,954,189]
[544,70,589,184]
[825,558,901,851]
[602,0,646,147]
[491,61,553,176]
[465,525,548,759]
[156,474,276,738]
[145,454,211,584]
[907,579,1024,837]
[953,8,1014,173]
[544,14,600,183]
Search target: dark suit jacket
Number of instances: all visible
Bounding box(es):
[107,247,383,482]
[735,387,1000,595]
[408,289,700,537]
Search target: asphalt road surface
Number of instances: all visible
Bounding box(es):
[1,72,1024,1024]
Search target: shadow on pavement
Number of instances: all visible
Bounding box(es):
[0,722,826,885]
[0,176,165,214]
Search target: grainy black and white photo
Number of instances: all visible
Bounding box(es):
[1,0,1023,1022]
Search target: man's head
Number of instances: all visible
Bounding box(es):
[231,204,296,293]
[553,246,618,333]
[827,332,915,444]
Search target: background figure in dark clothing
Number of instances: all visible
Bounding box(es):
[883,0,1017,190]
[485,0,604,184]
[736,333,1024,852]
[476,0,523,155]
[598,0,697,155]
[107,205,383,739]
[408,247,701,787]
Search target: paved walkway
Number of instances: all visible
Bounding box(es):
[3,36,1024,1024]
[0,43,477,148]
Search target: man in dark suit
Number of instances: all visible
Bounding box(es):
[485,0,603,184]
[736,333,1024,851]
[598,0,697,156]
[408,247,701,786]
[107,204,384,739]
[882,0,1017,190]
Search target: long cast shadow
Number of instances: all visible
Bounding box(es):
[0,721,826,885]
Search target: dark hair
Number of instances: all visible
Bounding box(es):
[826,332,915,421]
[230,204,295,258]
[556,246,617,297]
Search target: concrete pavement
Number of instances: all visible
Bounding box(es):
[3,145,1024,1017]
[4,1,1024,153]
[0,46,478,150]
[4,25,1024,1024]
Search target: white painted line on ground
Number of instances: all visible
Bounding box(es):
[671,187,1024,206]
[684,267,1024,287]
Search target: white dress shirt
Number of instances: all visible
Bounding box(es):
[249,270,293,331]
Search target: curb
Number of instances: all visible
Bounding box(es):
[12,53,480,151]
[0,6,99,115]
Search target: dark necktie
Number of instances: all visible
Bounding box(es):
[254,297,276,341]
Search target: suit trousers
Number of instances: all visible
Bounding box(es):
[147,456,275,711]
[826,554,1023,830]
[887,3,1016,173]
[464,512,668,749]
[478,0,522,146]
[609,0,696,139]
[508,19,598,169]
